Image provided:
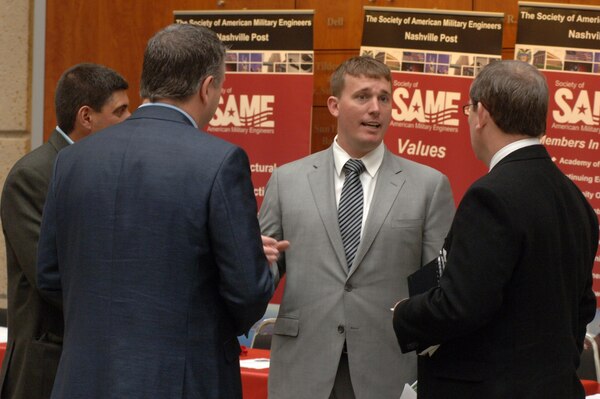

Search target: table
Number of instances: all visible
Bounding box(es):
[0,342,266,397]
[0,327,7,365]
[240,348,270,399]
[582,379,600,396]
[0,344,595,398]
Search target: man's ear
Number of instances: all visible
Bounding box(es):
[475,102,489,130]
[76,105,93,130]
[327,96,340,118]
[199,75,215,105]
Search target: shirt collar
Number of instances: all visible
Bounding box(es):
[139,102,198,128]
[55,126,74,145]
[333,136,384,178]
[489,137,540,171]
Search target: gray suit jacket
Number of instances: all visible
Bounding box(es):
[259,146,455,399]
[0,130,68,399]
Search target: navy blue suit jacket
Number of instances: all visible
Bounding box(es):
[394,145,598,398]
[37,105,273,399]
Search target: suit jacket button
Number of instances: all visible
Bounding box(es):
[344,283,353,292]
[337,325,345,334]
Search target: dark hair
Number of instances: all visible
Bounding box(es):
[470,60,548,137]
[54,63,128,134]
[140,24,226,102]
[330,56,391,97]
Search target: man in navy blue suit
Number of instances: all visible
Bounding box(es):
[36,24,273,399]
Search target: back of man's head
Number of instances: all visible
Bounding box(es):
[469,60,548,137]
[330,56,391,98]
[140,24,226,103]
[55,63,129,134]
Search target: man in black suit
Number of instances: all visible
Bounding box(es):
[393,60,598,398]
[0,63,129,399]
[36,24,273,399]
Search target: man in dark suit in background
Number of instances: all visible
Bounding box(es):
[36,24,273,399]
[0,63,129,399]
[393,60,598,398]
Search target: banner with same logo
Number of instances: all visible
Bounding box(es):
[174,10,314,209]
[516,2,600,304]
[361,6,504,202]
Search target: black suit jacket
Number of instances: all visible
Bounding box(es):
[393,145,598,398]
[36,105,273,399]
[0,131,69,399]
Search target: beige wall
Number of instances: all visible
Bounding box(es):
[0,0,33,309]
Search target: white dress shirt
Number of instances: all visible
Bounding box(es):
[489,137,541,171]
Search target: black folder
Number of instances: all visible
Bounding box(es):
[407,255,444,297]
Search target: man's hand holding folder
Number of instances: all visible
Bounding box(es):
[393,249,447,355]
[407,249,446,297]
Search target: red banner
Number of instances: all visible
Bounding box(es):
[174,11,314,209]
[174,11,314,305]
[544,71,600,191]
[386,73,483,203]
[208,73,313,206]
[516,1,600,305]
[362,7,504,203]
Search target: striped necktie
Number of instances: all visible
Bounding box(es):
[338,159,366,269]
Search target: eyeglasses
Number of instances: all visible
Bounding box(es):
[462,103,472,116]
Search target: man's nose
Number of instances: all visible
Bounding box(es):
[368,97,380,115]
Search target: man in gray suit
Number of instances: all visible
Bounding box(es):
[259,56,455,399]
[0,63,129,399]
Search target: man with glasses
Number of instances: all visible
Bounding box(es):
[393,60,598,398]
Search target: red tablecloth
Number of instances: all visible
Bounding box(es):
[0,344,594,398]
[582,379,600,396]
[0,343,266,397]
[0,342,6,364]
[240,348,270,399]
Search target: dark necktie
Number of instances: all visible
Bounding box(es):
[338,159,366,269]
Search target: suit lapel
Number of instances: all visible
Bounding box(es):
[350,149,405,275]
[307,149,348,271]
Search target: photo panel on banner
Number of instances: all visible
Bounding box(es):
[515,1,600,306]
[174,10,314,209]
[361,6,504,203]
